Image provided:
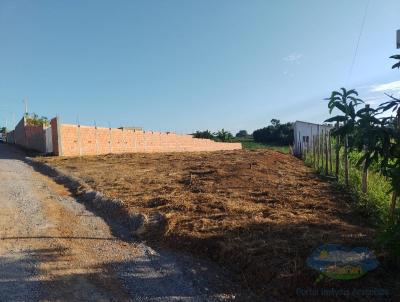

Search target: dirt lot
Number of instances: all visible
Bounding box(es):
[39,149,399,300]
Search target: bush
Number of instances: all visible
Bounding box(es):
[25,113,49,126]
[193,130,214,140]
[378,216,400,264]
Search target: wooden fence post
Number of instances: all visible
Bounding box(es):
[328,130,333,174]
[321,131,324,172]
[325,131,328,174]
[313,135,316,169]
[315,134,319,170]
[344,134,349,187]
[335,122,340,180]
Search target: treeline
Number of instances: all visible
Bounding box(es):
[193,119,294,145]
[193,129,234,142]
[252,119,294,145]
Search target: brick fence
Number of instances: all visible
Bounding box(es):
[6,117,49,153]
[6,116,241,156]
[51,117,241,156]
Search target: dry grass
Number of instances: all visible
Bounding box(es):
[39,150,397,300]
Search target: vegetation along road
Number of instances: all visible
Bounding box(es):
[0,143,244,302]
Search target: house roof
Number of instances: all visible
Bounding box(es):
[294,120,333,128]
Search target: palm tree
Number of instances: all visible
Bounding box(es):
[324,88,364,186]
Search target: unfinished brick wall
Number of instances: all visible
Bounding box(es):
[50,118,241,157]
[12,117,48,153]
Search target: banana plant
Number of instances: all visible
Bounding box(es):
[354,105,389,192]
[324,88,364,186]
[213,129,234,142]
[376,54,400,219]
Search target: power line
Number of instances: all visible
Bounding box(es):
[346,0,371,85]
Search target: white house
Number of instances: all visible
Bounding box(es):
[293,121,333,155]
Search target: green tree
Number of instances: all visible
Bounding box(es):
[25,113,49,126]
[375,54,400,218]
[235,130,249,138]
[353,104,388,193]
[193,130,215,140]
[214,129,234,142]
[252,119,294,145]
[324,88,364,186]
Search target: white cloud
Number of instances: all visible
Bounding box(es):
[283,52,303,63]
[370,80,400,93]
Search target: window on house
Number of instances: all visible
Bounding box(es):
[302,136,309,143]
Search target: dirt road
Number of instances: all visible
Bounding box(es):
[0,143,241,302]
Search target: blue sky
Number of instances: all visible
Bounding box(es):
[0,0,399,134]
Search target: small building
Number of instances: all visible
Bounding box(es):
[293,121,333,156]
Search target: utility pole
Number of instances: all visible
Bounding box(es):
[397,29,400,49]
[23,98,28,116]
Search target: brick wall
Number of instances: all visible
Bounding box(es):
[12,117,48,153]
[50,118,241,156]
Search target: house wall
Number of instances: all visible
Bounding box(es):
[50,118,241,157]
[293,121,333,155]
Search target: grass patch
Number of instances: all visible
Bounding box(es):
[233,138,290,153]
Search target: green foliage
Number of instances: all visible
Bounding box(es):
[235,130,249,138]
[193,130,214,140]
[324,88,364,139]
[377,216,400,263]
[25,113,49,126]
[323,79,400,260]
[0,127,6,134]
[213,129,234,142]
[252,119,293,145]
[193,129,235,142]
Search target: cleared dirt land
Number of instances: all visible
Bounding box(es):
[39,149,398,300]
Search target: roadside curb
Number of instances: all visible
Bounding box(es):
[25,157,164,238]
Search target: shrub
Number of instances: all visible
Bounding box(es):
[25,113,49,126]
[193,130,214,140]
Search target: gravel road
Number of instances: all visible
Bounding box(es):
[0,143,244,302]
